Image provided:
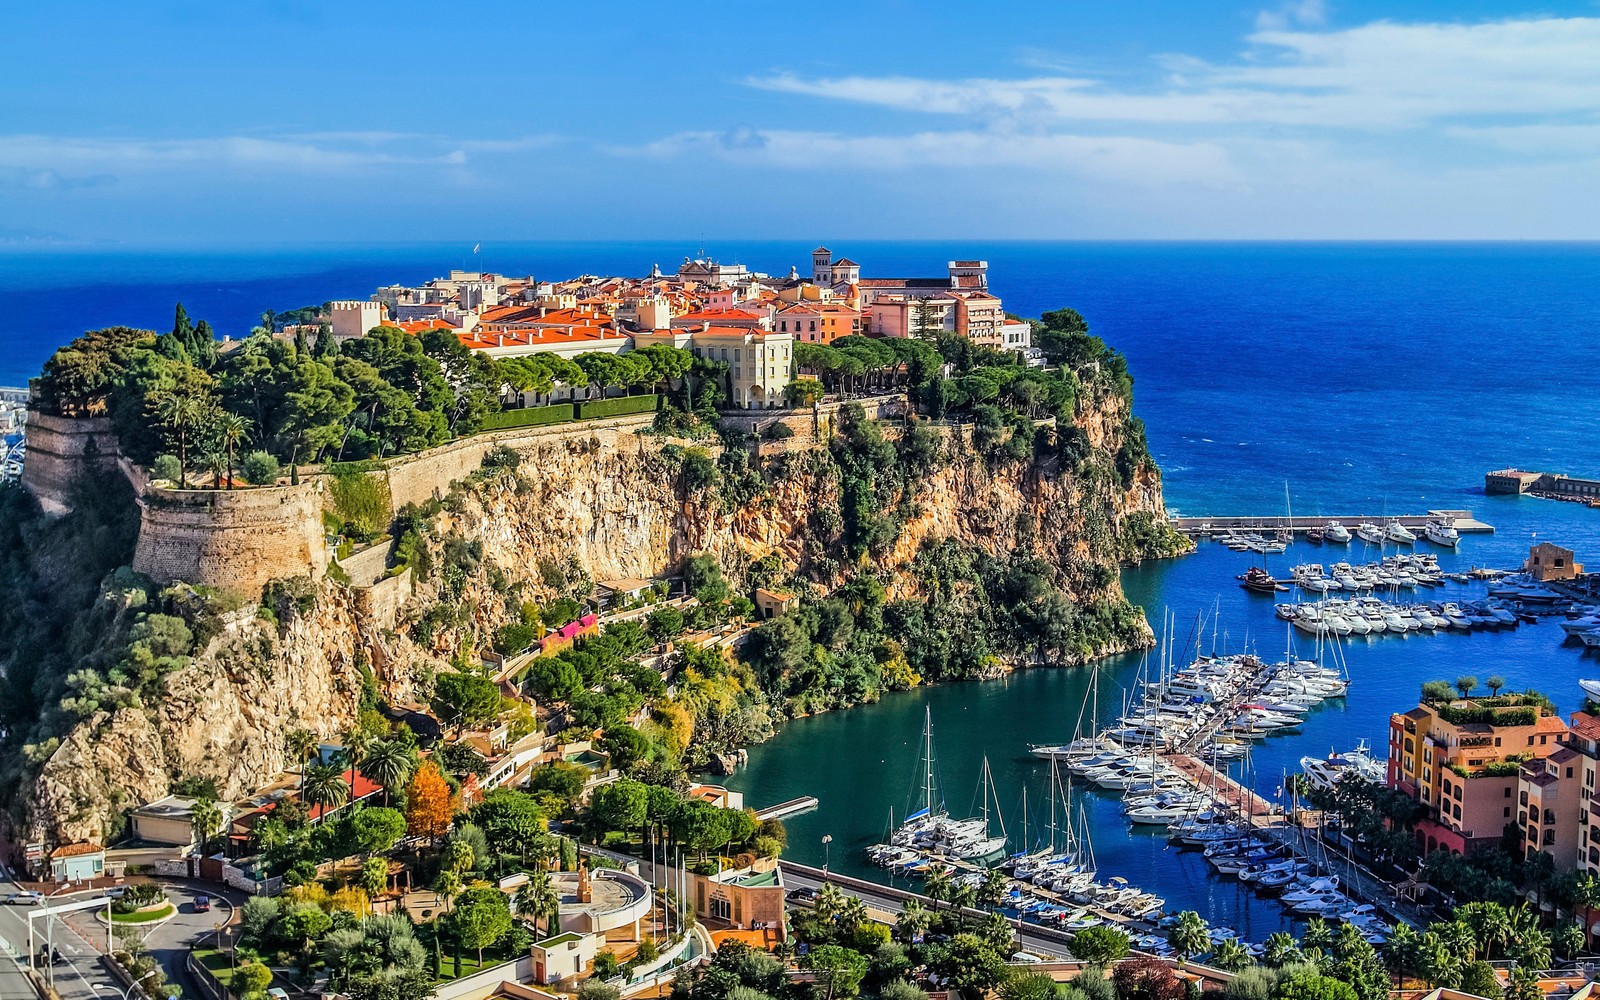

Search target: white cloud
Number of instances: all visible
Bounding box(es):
[1255,0,1326,32]
[748,16,1600,133]
[0,134,470,178]
[621,127,1241,188]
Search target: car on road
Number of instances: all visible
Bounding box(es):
[267,989,290,1000]
[785,887,818,904]
[6,891,42,905]
[104,885,127,899]
[194,894,211,912]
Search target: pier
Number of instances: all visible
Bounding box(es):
[754,796,819,821]
[1170,509,1493,537]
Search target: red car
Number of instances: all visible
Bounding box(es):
[194,894,211,912]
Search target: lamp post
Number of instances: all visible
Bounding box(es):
[91,968,156,1000]
[821,835,832,874]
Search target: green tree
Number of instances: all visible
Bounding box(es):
[1211,939,1253,972]
[360,739,416,806]
[235,961,274,997]
[895,899,931,943]
[590,778,649,837]
[515,868,561,935]
[433,670,504,729]
[1263,932,1303,968]
[801,944,869,999]
[1275,972,1357,1000]
[360,856,388,897]
[999,971,1059,1000]
[1069,926,1130,966]
[1487,675,1507,696]
[933,934,1008,993]
[1456,676,1480,698]
[449,886,513,964]
[218,413,251,489]
[1459,961,1504,1000]
[351,806,406,856]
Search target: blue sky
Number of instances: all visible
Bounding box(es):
[4,1,1600,242]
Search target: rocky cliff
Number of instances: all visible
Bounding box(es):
[22,392,1181,845]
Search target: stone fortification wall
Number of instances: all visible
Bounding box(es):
[131,482,330,598]
[19,411,125,514]
[719,394,907,440]
[376,411,659,509]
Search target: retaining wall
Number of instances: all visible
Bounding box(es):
[719,394,907,441]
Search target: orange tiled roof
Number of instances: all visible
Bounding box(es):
[396,319,456,333]
[50,842,103,859]
[458,326,624,350]
[1570,712,1600,741]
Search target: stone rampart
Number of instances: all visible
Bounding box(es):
[19,411,126,514]
[377,411,659,509]
[719,394,907,441]
[131,482,330,598]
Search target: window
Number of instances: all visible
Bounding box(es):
[1505,806,1513,818]
[1569,767,1575,778]
[1506,787,1514,798]
[734,349,741,362]
[1495,737,1502,747]
[1545,829,1557,845]
[1453,803,1462,819]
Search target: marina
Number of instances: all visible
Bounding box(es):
[1171,509,1494,539]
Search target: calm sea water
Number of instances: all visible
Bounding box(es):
[4,241,1599,934]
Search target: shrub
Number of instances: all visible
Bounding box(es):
[150,454,182,482]
[481,404,573,431]
[576,394,659,420]
[326,467,392,540]
[761,421,795,440]
[239,450,280,485]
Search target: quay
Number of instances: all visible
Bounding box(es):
[1171,509,1493,537]
[1152,745,1424,929]
[754,796,819,821]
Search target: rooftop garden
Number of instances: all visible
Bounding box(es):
[1420,678,1554,726]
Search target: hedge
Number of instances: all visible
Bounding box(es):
[576,394,660,420]
[481,404,574,430]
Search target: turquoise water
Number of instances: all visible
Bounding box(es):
[3,241,1599,933]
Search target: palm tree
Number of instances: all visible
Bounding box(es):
[303,763,350,818]
[339,727,373,797]
[1459,901,1511,959]
[516,869,561,935]
[1211,939,1252,972]
[1382,924,1422,986]
[814,883,847,924]
[948,882,977,925]
[1301,916,1335,959]
[434,869,462,912]
[1507,966,1544,1000]
[895,900,931,943]
[218,413,250,490]
[1418,930,1463,988]
[360,739,413,806]
[922,867,951,912]
[284,728,317,791]
[837,895,868,936]
[190,798,223,857]
[154,392,201,488]
[1487,675,1507,696]
[1167,910,1210,965]
[978,868,1009,910]
[1263,932,1303,967]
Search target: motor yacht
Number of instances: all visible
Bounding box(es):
[1386,521,1417,544]
[1424,520,1461,547]
[1324,522,1352,543]
[1355,522,1384,544]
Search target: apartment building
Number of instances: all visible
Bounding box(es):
[1388,693,1569,855]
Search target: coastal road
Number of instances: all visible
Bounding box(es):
[778,863,1078,960]
[0,866,122,1000]
[60,880,245,1000]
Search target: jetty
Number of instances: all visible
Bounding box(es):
[1171,509,1493,537]
[754,796,819,821]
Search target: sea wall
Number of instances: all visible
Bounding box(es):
[131,482,330,598]
[19,411,125,515]
[719,394,906,441]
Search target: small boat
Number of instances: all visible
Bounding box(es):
[1356,522,1384,544]
[1324,522,1352,544]
[1580,680,1600,700]
[1306,527,1324,544]
[1240,567,1284,594]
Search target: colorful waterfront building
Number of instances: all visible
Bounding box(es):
[1387,692,1569,855]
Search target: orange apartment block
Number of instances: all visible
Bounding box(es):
[1388,693,1569,855]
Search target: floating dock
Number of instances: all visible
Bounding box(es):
[754,796,819,821]
[1171,509,1493,537]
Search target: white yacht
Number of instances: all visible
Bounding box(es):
[1424,520,1460,547]
[1386,521,1417,544]
[1356,522,1385,544]
[1323,521,1352,544]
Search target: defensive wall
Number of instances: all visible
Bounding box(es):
[21,399,906,600]
[19,410,125,515]
[130,480,331,598]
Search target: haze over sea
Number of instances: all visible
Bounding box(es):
[4,240,1599,936]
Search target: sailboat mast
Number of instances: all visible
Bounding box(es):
[924,707,935,818]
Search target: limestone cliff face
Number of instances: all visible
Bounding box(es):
[25,395,1176,844]
[27,589,444,845]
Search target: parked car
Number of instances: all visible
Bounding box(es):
[194,894,211,913]
[6,891,41,906]
[104,886,127,899]
[785,887,818,904]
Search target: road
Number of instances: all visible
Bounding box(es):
[0,863,121,1000]
[61,880,245,1000]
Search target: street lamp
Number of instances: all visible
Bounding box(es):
[821,835,833,874]
[92,969,156,1000]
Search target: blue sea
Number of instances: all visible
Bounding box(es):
[5,241,1600,935]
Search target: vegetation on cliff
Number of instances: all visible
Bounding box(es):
[32,307,696,482]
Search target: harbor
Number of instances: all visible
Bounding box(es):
[726,505,1600,943]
